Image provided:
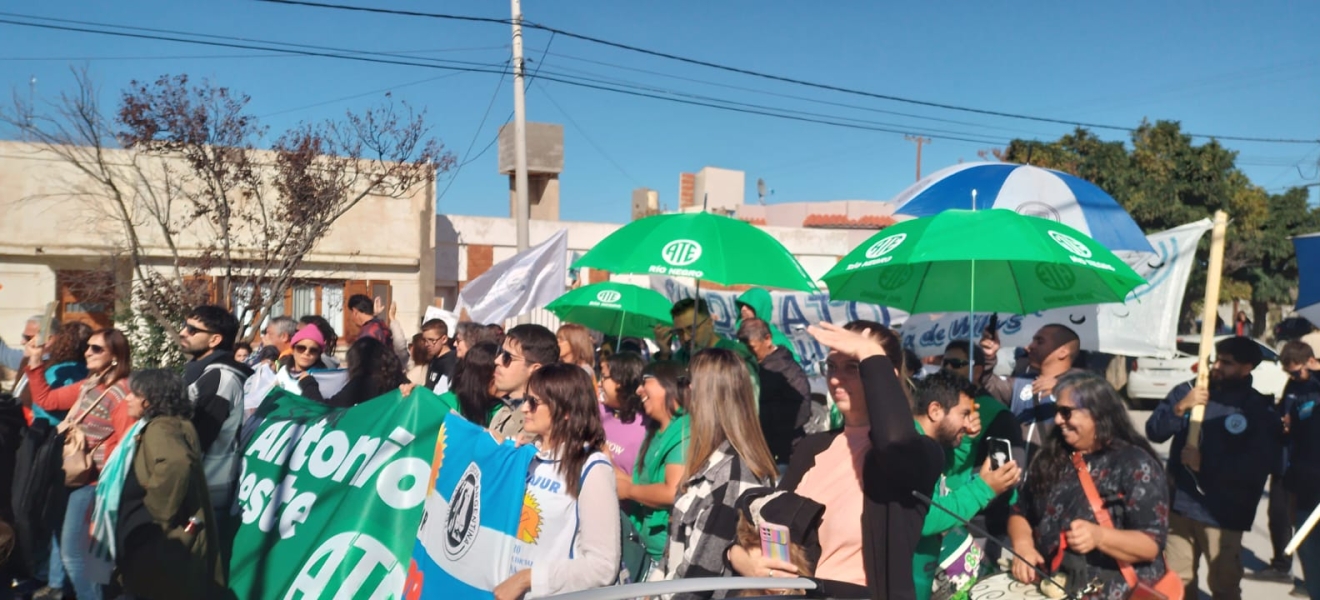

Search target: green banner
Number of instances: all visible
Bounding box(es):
[229,388,448,599]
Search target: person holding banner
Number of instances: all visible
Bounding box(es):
[1146,337,1281,600]
[495,363,620,600]
[297,337,406,408]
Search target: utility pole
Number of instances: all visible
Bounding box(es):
[511,0,530,254]
[905,135,931,181]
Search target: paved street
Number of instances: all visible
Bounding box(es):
[1129,410,1305,599]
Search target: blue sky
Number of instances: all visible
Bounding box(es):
[2,1,1318,224]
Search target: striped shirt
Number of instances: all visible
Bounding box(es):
[654,442,771,600]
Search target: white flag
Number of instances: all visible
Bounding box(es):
[458,229,568,324]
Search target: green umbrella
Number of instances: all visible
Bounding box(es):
[821,209,1146,314]
[572,212,817,292]
[545,282,674,339]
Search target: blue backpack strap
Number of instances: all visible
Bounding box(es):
[570,458,613,559]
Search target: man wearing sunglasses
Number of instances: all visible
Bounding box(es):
[180,305,254,510]
[0,315,42,372]
[1146,336,1283,600]
[489,324,560,442]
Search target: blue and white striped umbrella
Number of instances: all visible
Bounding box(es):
[892,162,1154,253]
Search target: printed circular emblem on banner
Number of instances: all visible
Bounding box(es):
[443,463,482,560]
[1035,263,1077,291]
[1049,230,1093,258]
[1225,413,1248,435]
[876,264,913,290]
[595,289,622,304]
[661,239,703,267]
[865,233,907,260]
[1019,383,1034,402]
[1016,202,1062,222]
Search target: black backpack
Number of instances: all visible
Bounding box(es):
[9,409,69,577]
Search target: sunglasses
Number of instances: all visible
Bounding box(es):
[942,358,971,369]
[182,323,215,336]
[498,349,525,368]
[21,333,34,343]
[293,344,322,355]
[1056,404,1083,421]
[525,396,544,411]
[88,344,106,355]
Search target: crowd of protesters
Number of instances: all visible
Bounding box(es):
[0,290,1315,600]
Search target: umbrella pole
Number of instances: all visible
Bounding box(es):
[690,279,701,358]
[969,188,978,384]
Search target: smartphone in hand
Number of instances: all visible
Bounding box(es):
[760,522,791,563]
[987,436,1013,470]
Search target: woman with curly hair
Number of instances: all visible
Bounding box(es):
[1008,371,1174,600]
[493,363,619,599]
[102,369,226,599]
[298,337,407,407]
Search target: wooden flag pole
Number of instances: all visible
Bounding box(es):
[1187,210,1230,458]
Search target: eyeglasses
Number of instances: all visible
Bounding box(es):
[817,359,860,378]
[182,323,215,336]
[423,337,445,346]
[942,358,971,369]
[293,344,322,355]
[1056,404,1084,421]
[498,349,525,368]
[87,344,106,355]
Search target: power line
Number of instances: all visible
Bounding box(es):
[252,0,1320,145]
[534,80,641,186]
[542,50,1056,138]
[0,12,507,70]
[0,45,510,62]
[438,33,554,204]
[258,71,471,118]
[0,16,1011,145]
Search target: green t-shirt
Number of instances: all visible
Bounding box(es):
[628,414,690,561]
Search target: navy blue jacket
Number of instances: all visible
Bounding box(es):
[1284,376,1320,508]
[1145,377,1281,531]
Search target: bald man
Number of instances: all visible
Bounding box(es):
[1009,324,1081,462]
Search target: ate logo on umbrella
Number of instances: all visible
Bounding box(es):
[865,233,907,260]
[661,239,703,267]
[1049,230,1093,259]
[595,290,622,305]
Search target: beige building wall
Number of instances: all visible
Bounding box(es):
[0,140,435,341]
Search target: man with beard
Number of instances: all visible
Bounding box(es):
[911,371,1020,600]
[1146,336,1282,600]
[179,305,254,509]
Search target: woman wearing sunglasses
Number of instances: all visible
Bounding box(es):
[1008,370,1175,599]
[494,363,620,599]
[274,326,332,394]
[24,328,135,600]
[298,336,407,408]
[617,360,689,575]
